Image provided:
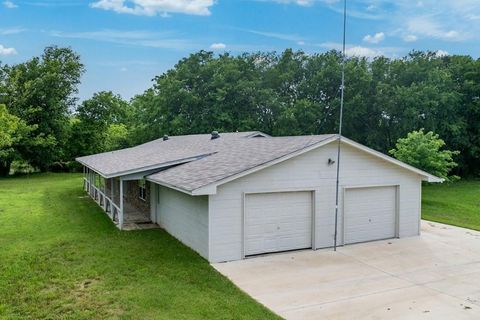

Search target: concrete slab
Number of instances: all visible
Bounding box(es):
[213,221,480,319]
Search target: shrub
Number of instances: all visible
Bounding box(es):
[389,129,459,181]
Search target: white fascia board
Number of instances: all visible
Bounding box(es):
[340,137,444,183]
[191,135,339,195]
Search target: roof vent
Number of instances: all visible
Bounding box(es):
[211,131,220,140]
[163,135,169,141]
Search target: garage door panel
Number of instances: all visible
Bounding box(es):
[245,191,312,256]
[344,186,397,244]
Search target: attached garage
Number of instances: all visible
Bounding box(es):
[343,186,398,244]
[244,191,313,256]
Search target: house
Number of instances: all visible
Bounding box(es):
[76,131,442,263]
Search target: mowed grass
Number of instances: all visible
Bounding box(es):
[422,180,480,231]
[0,173,279,320]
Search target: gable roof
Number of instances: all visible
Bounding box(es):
[77,132,443,196]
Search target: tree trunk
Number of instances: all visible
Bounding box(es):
[0,161,11,177]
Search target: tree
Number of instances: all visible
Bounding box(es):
[0,104,34,176]
[105,124,129,151]
[0,46,84,171]
[389,129,459,181]
[68,91,131,157]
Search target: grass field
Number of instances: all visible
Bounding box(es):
[422,179,480,231]
[1,173,478,319]
[0,173,279,319]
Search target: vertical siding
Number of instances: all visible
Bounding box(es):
[156,186,209,260]
[208,142,422,263]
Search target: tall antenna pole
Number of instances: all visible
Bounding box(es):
[334,0,347,251]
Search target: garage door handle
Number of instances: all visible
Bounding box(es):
[277,226,280,230]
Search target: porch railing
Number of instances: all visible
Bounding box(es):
[84,177,121,224]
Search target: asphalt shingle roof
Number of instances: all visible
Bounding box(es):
[76,131,336,192]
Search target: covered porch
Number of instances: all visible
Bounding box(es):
[82,166,156,230]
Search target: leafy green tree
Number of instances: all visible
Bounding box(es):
[0,104,34,176]
[105,124,129,151]
[69,91,131,157]
[0,46,84,171]
[389,129,459,181]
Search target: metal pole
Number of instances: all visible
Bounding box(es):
[334,0,347,251]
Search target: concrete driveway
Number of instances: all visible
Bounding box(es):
[213,221,480,319]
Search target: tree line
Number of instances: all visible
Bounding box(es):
[0,46,478,177]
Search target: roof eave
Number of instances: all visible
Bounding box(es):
[76,154,214,179]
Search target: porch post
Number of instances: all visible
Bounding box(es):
[119,178,124,230]
[90,170,94,195]
[88,169,92,194]
[93,171,96,199]
[150,182,157,223]
[111,178,114,200]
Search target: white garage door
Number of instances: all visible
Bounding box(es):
[344,186,397,244]
[245,191,312,256]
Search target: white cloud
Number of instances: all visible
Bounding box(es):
[308,0,480,43]
[210,42,226,50]
[319,42,398,58]
[406,16,468,41]
[0,27,25,35]
[402,34,418,42]
[435,49,449,57]
[467,14,480,20]
[363,32,385,44]
[3,0,17,8]
[89,0,214,16]
[243,29,304,42]
[345,46,382,58]
[50,29,195,50]
[0,44,17,55]
[264,0,341,7]
[268,0,314,6]
[297,40,305,45]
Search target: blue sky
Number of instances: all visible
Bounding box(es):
[1,0,479,101]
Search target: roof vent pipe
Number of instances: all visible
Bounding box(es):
[163,135,169,141]
[211,131,220,140]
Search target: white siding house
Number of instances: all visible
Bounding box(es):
[77,132,441,263]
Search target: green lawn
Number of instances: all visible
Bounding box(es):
[422,179,480,231]
[0,173,279,319]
